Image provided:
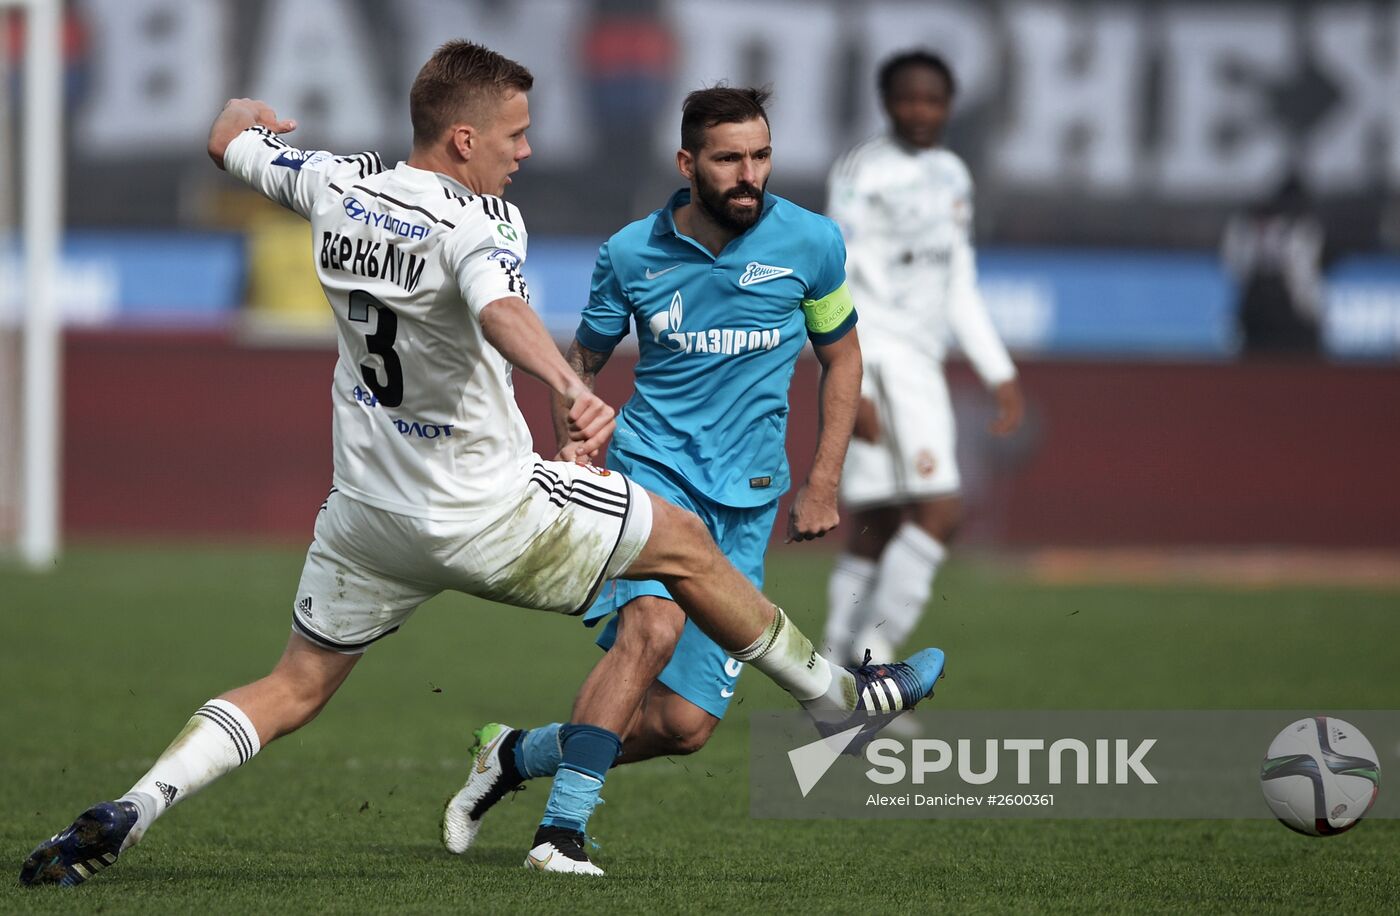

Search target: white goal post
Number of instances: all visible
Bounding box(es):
[1,0,62,568]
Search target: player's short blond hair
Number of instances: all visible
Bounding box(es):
[410,41,534,147]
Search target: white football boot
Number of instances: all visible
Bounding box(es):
[442,723,521,854]
[524,829,605,876]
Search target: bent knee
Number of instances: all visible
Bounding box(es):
[616,597,686,667]
[653,708,718,756]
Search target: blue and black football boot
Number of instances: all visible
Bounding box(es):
[820,647,946,753]
[19,801,138,887]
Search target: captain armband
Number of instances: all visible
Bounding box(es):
[801,282,857,345]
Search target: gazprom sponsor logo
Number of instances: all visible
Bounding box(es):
[342,196,431,240]
[647,290,782,355]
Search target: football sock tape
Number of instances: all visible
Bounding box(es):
[539,724,621,834]
[514,722,564,779]
[733,607,840,707]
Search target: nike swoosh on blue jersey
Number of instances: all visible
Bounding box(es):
[645,265,682,279]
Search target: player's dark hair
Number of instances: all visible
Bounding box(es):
[878,50,956,100]
[680,85,772,154]
[410,40,534,147]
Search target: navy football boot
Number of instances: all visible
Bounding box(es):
[821,647,946,753]
[19,801,138,887]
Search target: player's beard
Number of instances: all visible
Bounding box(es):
[694,170,765,234]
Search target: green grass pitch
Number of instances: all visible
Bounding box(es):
[2,546,1398,913]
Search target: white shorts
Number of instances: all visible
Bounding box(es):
[291,459,652,653]
[841,356,959,509]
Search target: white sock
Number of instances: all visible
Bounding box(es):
[118,699,261,850]
[732,607,855,712]
[858,523,947,652]
[824,554,877,662]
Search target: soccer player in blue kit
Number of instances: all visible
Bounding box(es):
[443,86,883,874]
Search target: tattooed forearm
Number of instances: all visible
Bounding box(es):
[552,340,613,449]
[569,340,611,381]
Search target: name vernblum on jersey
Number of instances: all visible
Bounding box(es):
[320,231,426,294]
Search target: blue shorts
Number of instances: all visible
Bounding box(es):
[584,456,778,719]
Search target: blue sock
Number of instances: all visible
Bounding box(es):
[513,723,563,779]
[539,724,622,834]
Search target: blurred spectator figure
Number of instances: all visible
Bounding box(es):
[1221,175,1326,356]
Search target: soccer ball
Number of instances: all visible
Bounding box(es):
[1259,716,1381,836]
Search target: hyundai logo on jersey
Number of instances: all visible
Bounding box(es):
[341,196,432,240]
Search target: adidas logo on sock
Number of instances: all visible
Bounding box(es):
[155,781,179,806]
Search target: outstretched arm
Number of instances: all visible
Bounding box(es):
[479,297,616,460]
[210,98,383,219]
[788,329,862,542]
[551,340,614,460]
[208,98,297,169]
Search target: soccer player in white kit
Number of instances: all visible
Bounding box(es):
[20,42,945,887]
[823,51,1025,670]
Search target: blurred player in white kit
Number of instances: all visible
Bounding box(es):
[823,50,1025,671]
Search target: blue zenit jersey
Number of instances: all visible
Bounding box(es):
[577,189,856,508]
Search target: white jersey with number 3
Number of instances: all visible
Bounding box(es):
[223,127,537,519]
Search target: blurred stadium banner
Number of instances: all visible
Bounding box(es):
[0,233,243,326]
[8,235,1400,358]
[58,0,1400,249]
[4,0,1392,356]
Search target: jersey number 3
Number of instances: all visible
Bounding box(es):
[348,290,404,408]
